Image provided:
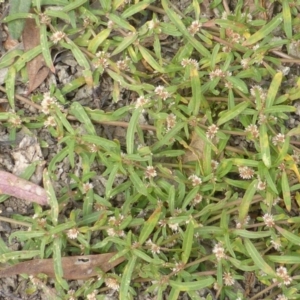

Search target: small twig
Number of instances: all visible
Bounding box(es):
[148,5,166,15]
[66,115,157,131]
[0,86,42,110]
[222,0,231,14]
[271,50,300,64]
[0,216,31,227]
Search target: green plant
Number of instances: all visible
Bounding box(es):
[1,0,300,299]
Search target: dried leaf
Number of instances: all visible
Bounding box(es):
[182,131,205,163]
[22,17,50,94]
[0,171,48,205]
[0,253,125,280]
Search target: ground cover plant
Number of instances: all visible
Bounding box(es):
[1,0,300,299]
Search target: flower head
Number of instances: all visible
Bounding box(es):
[188,20,201,36]
[168,221,179,232]
[146,239,161,254]
[192,193,203,206]
[135,95,149,108]
[257,176,266,191]
[238,166,255,179]
[211,160,219,170]
[276,266,292,286]
[206,124,219,139]
[94,51,110,69]
[105,277,120,291]
[223,272,235,286]
[271,238,282,251]
[213,242,226,260]
[41,92,63,114]
[8,114,22,128]
[155,85,170,100]
[116,56,130,71]
[67,228,79,239]
[241,58,250,69]
[166,113,176,131]
[245,124,259,139]
[145,166,157,178]
[172,261,185,274]
[181,58,199,69]
[50,31,66,44]
[262,213,275,227]
[188,174,202,186]
[44,116,56,128]
[272,133,285,146]
[82,182,93,194]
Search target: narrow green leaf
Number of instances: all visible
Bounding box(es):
[126,108,141,155]
[7,0,31,40]
[122,0,153,18]
[61,40,90,70]
[111,33,138,56]
[80,135,117,151]
[168,185,175,215]
[228,257,260,272]
[152,122,185,152]
[259,124,271,168]
[265,72,282,109]
[282,1,292,39]
[0,237,9,254]
[268,255,300,264]
[189,67,201,115]
[233,229,271,239]
[287,126,300,137]
[88,28,111,54]
[161,0,210,57]
[83,189,94,216]
[54,106,75,134]
[230,158,259,167]
[264,105,295,114]
[128,167,148,196]
[5,66,16,110]
[211,44,220,69]
[244,238,275,276]
[43,169,58,226]
[105,165,119,199]
[107,13,136,31]
[261,165,278,194]
[40,24,55,72]
[49,221,76,235]
[182,220,194,263]
[0,250,40,263]
[138,204,161,244]
[132,249,154,263]
[281,170,291,212]
[214,19,248,34]
[53,238,68,289]
[238,179,258,223]
[243,14,283,46]
[137,45,165,73]
[48,147,68,173]
[9,231,45,243]
[69,102,96,135]
[0,49,23,69]
[227,76,248,94]
[275,226,300,246]
[62,0,87,12]
[217,101,249,126]
[119,256,137,299]
[44,9,71,22]
[61,77,86,94]
[169,277,215,291]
